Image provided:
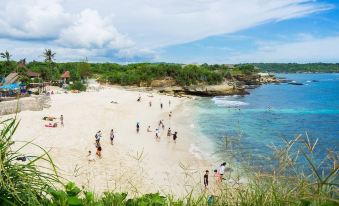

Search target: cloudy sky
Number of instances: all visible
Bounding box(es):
[0,0,338,63]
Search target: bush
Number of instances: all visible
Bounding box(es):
[69,81,87,91]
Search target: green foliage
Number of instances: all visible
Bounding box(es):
[78,62,91,80]
[0,118,60,205]
[252,63,339,73]
[69,81,87,91]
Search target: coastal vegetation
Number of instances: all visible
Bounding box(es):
[0,60,254,87]
[1,118,337,205]
[0,50,260,89]
[253,63,339,73]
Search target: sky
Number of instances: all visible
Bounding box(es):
[0,0,338,63]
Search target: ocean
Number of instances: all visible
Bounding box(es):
[194,73,339,172]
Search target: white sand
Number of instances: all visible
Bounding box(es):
[3,87,215,197]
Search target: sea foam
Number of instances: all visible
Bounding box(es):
[212,96,248,107]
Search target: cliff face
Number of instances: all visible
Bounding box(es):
[156,73,281,97]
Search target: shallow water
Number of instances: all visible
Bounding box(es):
[195,73,339,171]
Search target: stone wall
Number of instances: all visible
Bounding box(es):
[0,95,50,115]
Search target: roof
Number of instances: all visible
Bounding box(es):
[26,70,40,77]
[61,71,70,78]
[0,83,21,90]
[16,63,40,77]
[4,72,19,85]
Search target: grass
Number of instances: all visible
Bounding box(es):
[0,117,338,205]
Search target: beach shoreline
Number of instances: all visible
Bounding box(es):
[2,86,217,197]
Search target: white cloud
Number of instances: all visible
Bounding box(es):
[57,9,134,49]
[0,0,335,62]
[70,0,331,47]
[0,0,71,39]
[223,36,339,63]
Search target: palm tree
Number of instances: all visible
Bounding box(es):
[43,49,56,63]
[0,50,12,63]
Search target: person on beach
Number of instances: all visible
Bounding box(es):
[169,111,172,119]
[161,120,165,130]
[88,151,95,162]
[219,162,226,180]
[172,131,178,143]
[147,126,152,132]
[204,170,209,188]
[110,129,114,145]
[214,169,221,183]
[149,100,152,107]
[168,100,171,107]
[137,96,141,102]
[167,128,171,138]
[155,128,160,140]
[160,102,163,109]
[95,131,102,147]
[96,146,102,158]
[136,122,140,133]
[60,115,64,126]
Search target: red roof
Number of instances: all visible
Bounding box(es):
[61,71,70,78]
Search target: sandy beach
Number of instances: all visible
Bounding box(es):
[2,86,216,197]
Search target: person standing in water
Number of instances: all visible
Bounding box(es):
[149,100,152,107]
[110,129,114,145]
[160,102,163,109]
[168,100,171,107]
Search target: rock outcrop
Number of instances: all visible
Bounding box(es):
[159,84,248,97]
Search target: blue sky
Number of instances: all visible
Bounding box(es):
[158,1,339,63]
[0,0,339,63]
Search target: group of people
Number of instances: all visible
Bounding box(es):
[89,94,177,162]
[142,117,178,143]
[203,162,228,188]
[43,114,64,128]
[89,129,115,161]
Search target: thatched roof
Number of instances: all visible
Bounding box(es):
[16,63,40,77]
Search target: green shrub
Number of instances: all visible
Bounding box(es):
[69,81,87,91]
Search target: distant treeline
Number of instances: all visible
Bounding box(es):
[252,63,339,73]
[0,61,256,86]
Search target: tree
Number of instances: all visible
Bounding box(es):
[78,61,91,81]
[0,50,13,75]
[0,50,11,63]
[43,49,56,63]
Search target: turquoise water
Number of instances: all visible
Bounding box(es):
[196,73,339,171]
